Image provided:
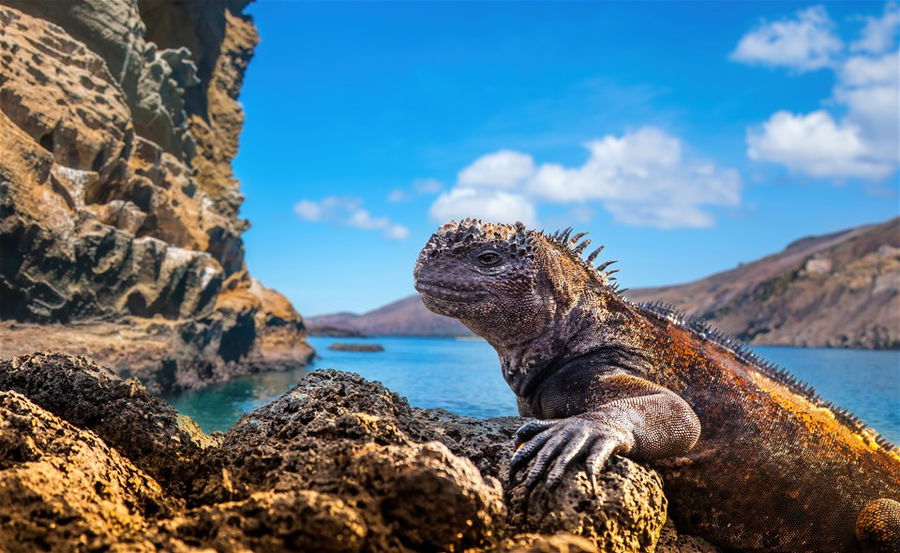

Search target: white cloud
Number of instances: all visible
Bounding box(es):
[293,199,325,221]
[851,2,899,54]
[528,128,739,206]
[839,51,899,87]
[428,127,741,229]
[384,225,411,240]
[836,51,900,164]
[457,150,535,188]
[429,187,537,226]
[747,110,893,179]
[737,3,900,180]
[730,6,843,72]
[293,197,410,240]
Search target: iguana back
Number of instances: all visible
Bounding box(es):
[640,304,899,551]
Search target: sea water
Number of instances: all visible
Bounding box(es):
[166,336,900,444]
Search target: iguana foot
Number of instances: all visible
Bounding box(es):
[856,498,900,553]
[509,415,632,493]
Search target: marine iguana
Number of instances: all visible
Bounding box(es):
[413,219,900,553]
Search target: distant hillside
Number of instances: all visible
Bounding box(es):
[625,217,900,349]
[307,296,471,337]
[309,218,900,348]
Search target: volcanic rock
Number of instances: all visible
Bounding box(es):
[0,0,313,391]
[0,390,172,552]
[0,353,720,553]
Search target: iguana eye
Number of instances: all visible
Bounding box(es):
[475,251,503,267]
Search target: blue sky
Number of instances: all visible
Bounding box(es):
[233,1,899,315]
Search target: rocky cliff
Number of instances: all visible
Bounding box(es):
[311,218,899,349]
[0,0,313,392]
[626,217,900,349]
[0,352,719,553]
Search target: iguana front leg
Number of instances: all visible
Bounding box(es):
[510,374,700,491]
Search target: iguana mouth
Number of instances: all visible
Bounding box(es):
[414,280,489,303]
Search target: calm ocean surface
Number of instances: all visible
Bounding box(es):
[166,336,900,444]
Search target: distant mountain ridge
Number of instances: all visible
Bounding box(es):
[308,296,471,337]
[307,217,900,349]
[625,217,899,349]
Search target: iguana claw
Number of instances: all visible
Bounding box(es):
[509,416,630,494]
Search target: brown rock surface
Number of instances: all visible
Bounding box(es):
[0,352,216,494]
[506,458,667,553]
[626,217,900,349]
[489,533,601,553]
[0,0,313,391]
[0,390,172,552]
[0,353,719,553]
[209,369,697,552]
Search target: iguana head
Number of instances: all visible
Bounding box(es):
[414,219,616,349]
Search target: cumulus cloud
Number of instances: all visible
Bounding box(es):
[428,127,741,229]
[736,3,899,180]
[730,6,843,71]
[851,2,900,53]
[429,187,538,226]
[747,110,892,179]
[293,197,410,240]
[457,150,535,188]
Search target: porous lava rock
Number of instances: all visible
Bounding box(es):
[209,369,708,552]
[0,352,216,496]
[0,390,172,552]
[0,0,313,392]
[506,457,668,553]
[0,353,720,553]
[154,490,369,553]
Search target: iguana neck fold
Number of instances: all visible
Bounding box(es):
[496,290,641,399]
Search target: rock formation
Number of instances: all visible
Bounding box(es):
[0,352,720,553]
[0,0,313,392]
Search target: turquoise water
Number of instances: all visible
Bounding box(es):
[165,336,900,444]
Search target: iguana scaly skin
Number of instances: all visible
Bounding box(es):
[413,219,900,553]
